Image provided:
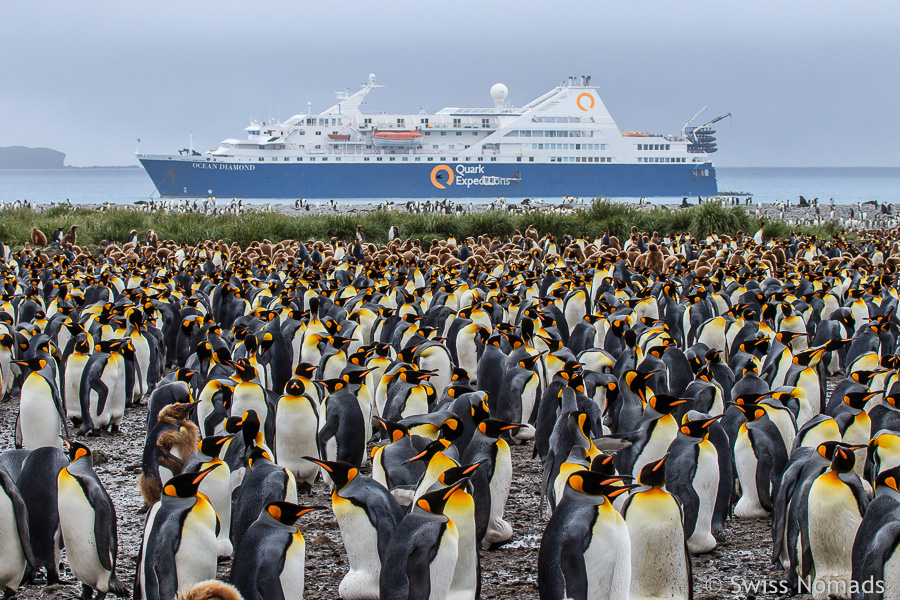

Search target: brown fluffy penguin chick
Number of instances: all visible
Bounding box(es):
[31,227,47,247]
[646,243,665,275]
[138,402,200,506]
[175,581,244,600]
[62,225,78,247]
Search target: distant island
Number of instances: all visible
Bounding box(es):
[0,146,67,169]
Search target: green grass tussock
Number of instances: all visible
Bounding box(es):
[4,198,847,249]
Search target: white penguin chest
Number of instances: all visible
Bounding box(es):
[280,531,306,600]
[174,501,218,593]
[0,489,26,589]
[58,472,110,589]
[20,374,62,449]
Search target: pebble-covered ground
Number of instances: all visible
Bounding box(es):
[0,390,823,600]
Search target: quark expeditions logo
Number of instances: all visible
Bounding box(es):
[429,164,513,189]
[576,92,595,112]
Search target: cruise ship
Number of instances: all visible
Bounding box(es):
[138,75,724,199]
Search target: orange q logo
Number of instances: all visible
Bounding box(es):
[430,164,455,189]
[576,93,595,112]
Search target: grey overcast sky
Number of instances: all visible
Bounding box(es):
[1,1,898,167]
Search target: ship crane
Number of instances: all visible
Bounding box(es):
[683,108,731,154]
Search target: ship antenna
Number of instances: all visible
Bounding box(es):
[189,128,193,154]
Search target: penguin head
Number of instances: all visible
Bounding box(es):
[14,357,48,373]
[842,390,880,411]
[813,440,843,462]
[198,435,232,459]
[230,359,258,382]
[294,362,318,379]
[436,460,485,487]
[247,445,274,467]
[850,369,884,385]
[637,454,668,487]
[163,464,220,498]
[733,403,766,422]
[566,470,635,499]
[792,346,826,367]
[477,419,522,439]
[875,465,900,496]
[647,393,687,416]
[264,501,326,526]
[238,410,261,447]
[165,368,194,386]
[414,482,466,517]
[317,378,347,394]
[342,368,375,387]
[284,378,308,397]
[469,393,490,424]
[589,451,618,476]
[304,457,358,489]
[406,439,452,465]
[439,417,463,442]
[223,415,243,435]
[375,418,409,443]
[679,415,722,440]
[517,351,545,371]
[830,445,861,474]
[64,439,92,463]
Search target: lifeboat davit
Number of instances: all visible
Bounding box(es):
[372,130,423,147]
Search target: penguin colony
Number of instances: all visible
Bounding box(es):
[0,222,900,600]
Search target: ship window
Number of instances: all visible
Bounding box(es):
[441,132,447,136]
[453,118,461,128]
[336,157,341,161]
[666,144,670,150]
[297,157,302,161]
[529,157,534,162]
[310,157,315,161]
[517,157,522,162]
[258,157,264,161]
[422,118,429,124]
[397,118,405,125]
[452,157,458,161]
[364,118,372,124]
[284,157,289,162]
[456,132,462,136]
[389,157,395,161]
[491,157,496,161]
[538,144,544,150]
[428,157,433,161]
[482,118,490,127]
[377,157,382,161]
[364,157,370,161]
[315,131,322,135]
[415,157,420,161]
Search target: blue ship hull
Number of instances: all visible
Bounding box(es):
[139,158,717,199]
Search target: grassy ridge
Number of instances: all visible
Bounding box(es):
[1,200,842,248]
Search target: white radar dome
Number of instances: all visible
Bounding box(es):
[369,73,377,83]
[490,83,509,103]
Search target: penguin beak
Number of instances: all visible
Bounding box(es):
[193,463,220,484]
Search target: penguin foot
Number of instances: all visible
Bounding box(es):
[108,574,128,597]
[297,481,313,496]
[2,588,16,600]
[137,503,151,514]
[81,583,94,600]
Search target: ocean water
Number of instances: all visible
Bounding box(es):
[0,166,897,206]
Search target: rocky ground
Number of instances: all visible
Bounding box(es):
[0,391,820,600]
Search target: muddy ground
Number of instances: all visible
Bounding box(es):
[0,395,811,600]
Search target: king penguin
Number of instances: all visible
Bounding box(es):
[851,464,900,599]
[57,440,127,600]
[307,457,404,600]
[621,455,692,600]
[229,501,325,600]
[134,466,221,600]
[537,471,634,600]
[800,444,868,599]
[0,463,34,595]
[379,483,465,600]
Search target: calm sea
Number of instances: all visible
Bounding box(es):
[0,166,897,206]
